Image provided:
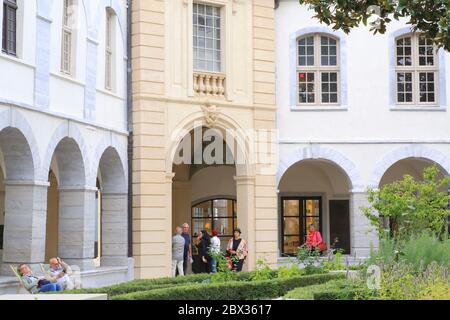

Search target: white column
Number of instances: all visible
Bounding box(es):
[350,190,379,258]
[1,180,49,275]
[101,192,128,266]
[235,175,256,271]
[58,186,97,270]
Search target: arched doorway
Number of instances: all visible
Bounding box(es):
[172,127,239,273]
[378,157,449,235]
[95,147,128,267]
[47,137,94,270]
[278,159,352,254]
[0,127,41,274]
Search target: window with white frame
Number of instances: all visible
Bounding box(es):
[297,34,340,105]
[105,9,114,90]
[395,34,439,105]
[193,3,221,73]
[61,0,74,75]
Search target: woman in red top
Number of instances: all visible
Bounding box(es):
[304,224,326,252]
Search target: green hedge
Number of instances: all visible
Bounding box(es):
[284,279,347,300]
[112,273,345,300]
[64,272,255,296]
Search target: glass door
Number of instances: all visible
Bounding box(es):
[281,197,322,255]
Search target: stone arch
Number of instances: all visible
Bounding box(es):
[369,145,450,188]
[42,122,90,185]
[90,134,127,188]
[95,145,128,266]
[277,145,363,191]
[0,109,40,181]
[166,111,253,177]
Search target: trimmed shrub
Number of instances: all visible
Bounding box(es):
[64,272,255,296]
[112,273,344,300]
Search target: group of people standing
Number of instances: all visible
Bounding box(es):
[171,223,248,277]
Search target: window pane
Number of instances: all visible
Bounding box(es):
[284,236,300,255]
[396,37,412,66]
[419,72,435,102]
[298,36,314,66]
[418,36,435,66]
[192,201,212,218]
[284,217,300,235]
[321,72,338,103]
[193,3,221,72]
[321,36,337,66]
[396,72,413,103]
[298,72,315,104]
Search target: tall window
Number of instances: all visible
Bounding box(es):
[193,3,221,73]
[396,34,438,105]
[105,10,114,90]
[191,199,237,251]
[297,34,340,105]
[2,0,17,56]
[61,0,73,74]
[281,197,322,255]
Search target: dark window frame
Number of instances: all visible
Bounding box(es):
[2,0,17,56]
[191,198,237,241]
[280,196,323,256]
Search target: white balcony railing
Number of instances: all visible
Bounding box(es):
[193,71,226,97]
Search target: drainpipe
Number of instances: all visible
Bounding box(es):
[127,0,133,258]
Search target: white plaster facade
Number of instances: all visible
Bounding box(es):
[0,0,132,288]
[276,0,450,257]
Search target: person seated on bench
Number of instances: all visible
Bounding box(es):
[47,257,74,290]
[18,264,62,293]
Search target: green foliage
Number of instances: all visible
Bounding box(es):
[363,166,450,240]
[250,258,276,281]
[277,264,305,279]
[323,249,345,271]
[112,273,345,300]
[285,277,378,300]
[296,246,326,274]
[378,261,449,300]
[298,0,450,51]
[366,233,450,271]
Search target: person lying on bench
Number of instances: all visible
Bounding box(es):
[18,264,62,294]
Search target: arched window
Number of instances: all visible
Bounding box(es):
[395,34,439,105]
[297,34,340,105]
[105,9,115,90]
[61,0,75,75]
[2,0,17,56]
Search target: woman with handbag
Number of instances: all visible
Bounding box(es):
[226,228,248,272]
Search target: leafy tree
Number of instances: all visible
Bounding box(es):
[363,165,450,239]
[297,0,450,51]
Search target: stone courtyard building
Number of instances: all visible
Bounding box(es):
[0,0,132,291]
[1,0,449,290]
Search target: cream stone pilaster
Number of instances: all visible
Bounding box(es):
[234,175,255,271]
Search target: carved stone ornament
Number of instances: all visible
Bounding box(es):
[201,103,220,126]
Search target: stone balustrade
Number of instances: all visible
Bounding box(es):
[193,72,226,97]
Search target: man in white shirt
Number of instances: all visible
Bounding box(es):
[209,229,221,273]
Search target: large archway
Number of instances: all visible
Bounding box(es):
[95,146,128,267]
[171,127,241,274]
[278,159,352,255]
[46,137,94,270]
[0,127,44,274]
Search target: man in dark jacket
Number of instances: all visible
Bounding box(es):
[181,223,192,275]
